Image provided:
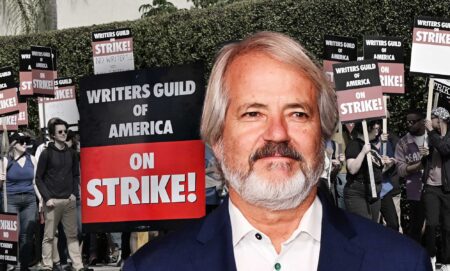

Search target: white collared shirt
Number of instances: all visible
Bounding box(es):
[229,196,322,271]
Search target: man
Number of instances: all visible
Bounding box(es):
[424,107,450,270]
[395,109,428,243]
[124,32,431,270]
[35,118,84,271]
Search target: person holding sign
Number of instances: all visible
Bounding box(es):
[124,32,431,271]
[5,132,39,271]
[344,121,395,222]
[423,107,450,269]
[395,110,428,244]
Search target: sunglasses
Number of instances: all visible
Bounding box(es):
[57,130,67,135]
[15,138,29,145]
[406,119,422,125]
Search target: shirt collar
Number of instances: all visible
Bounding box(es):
[228,195,322,247]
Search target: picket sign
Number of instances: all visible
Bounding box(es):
[362,120,377,198]
[382,95,388,156]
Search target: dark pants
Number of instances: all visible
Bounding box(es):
[405,199,425,244]
[380,191,400,231]
[7,193,37,271]
[344,181,381,222]
[423,185,450,263]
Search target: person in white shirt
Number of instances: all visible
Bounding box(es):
[124,31,431,271]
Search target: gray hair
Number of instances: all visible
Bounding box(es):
[200,31,338,146]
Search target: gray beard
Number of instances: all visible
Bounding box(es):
[218,143,324,211]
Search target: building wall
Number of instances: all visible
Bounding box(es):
[0,0,192,36]
[56,0,193,30]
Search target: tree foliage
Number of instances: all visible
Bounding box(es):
[139,0,179,18]
[0,0,54,35]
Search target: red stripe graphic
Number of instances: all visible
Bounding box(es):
[81,140,205,223]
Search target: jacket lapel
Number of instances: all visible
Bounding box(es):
[191,200,237,271]
[190,191,365,271]
[317,191,365,271]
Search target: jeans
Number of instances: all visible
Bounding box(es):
[336,173,347,210]
[344,181,381,222]
[7,193,37,270]
[380,190,400,231]
[423,185,450,263]
[405,199,425,244]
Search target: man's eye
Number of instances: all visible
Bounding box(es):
[292,112,308,118]
[242,112,260,118]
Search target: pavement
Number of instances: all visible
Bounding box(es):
[7,261,121,271]
[85,263,121,271]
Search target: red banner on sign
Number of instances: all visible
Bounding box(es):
[337,86,385,123]
[0,88,19,116]
[17,103,28,126]
[80,140,205,224]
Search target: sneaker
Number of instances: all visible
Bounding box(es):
[440,265,450,271]
[52,263,63,271]
[7,264,15,271]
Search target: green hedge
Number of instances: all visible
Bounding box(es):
[0,0,448,136]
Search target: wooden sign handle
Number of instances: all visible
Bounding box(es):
[362,120,377,198]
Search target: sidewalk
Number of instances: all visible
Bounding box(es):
[8,262,121,271]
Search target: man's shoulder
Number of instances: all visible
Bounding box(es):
[123,218,211,271]
[124,202,232,271]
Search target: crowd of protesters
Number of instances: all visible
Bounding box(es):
[0,118,126,271]
[1,108,450,270]
[321,108,450,271]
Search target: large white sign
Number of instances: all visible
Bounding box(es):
[410,16,450,77]
[38,78,79,131]
[91,28,135,74]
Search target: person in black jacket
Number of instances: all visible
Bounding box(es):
[35,119,84,271]
[424,107,450,269]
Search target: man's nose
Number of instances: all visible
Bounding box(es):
[263,116,289,142]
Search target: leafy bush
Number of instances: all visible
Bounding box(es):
[0,0,448,135]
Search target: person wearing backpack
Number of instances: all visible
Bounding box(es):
[35,119,84,271]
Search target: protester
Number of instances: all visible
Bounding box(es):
[424,107,450,270]
[376,128,400,231]
[5,132,39,271]
[124,31,431,271]
[395,109,428,243]
[319,140,343,205]
[34,117,69,270]
[344,121,395,222]
[0,125,9,213]
[35,118,84,271]
[332,124,352,209]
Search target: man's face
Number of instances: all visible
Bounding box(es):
[53,124,67,143]
[213,52,323,210]
[407,113,424,134]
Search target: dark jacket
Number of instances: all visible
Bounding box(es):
[35,142,80,202]
[124,190,431,271]
[423,130,450,192]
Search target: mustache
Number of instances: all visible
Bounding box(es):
[250,142,303,162]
